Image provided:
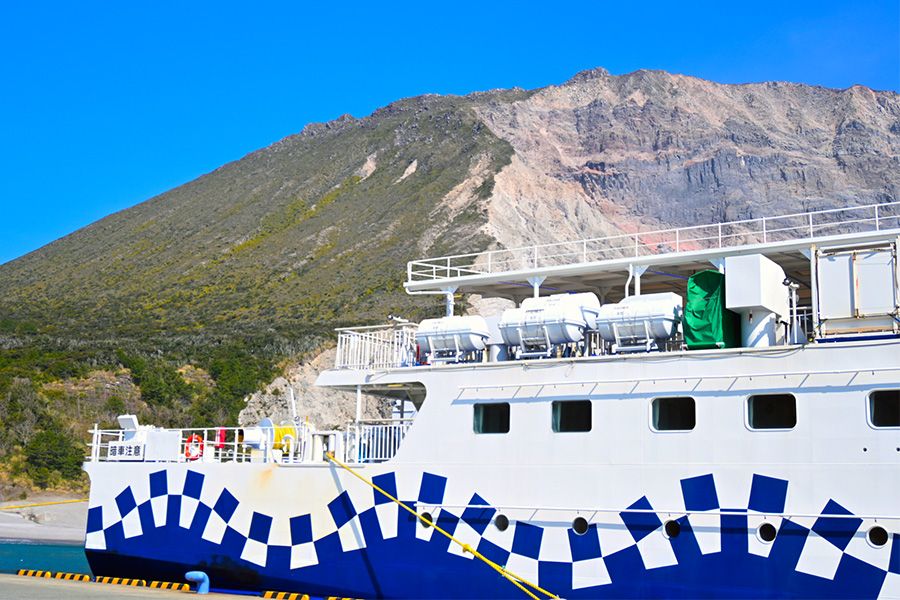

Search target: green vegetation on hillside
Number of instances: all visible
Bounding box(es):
[0,338,284,492]
[0,93,519,491]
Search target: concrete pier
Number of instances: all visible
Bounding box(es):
[0,573,240,599]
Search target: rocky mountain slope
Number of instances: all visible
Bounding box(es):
[3,69,898,342]
[479,68,899,251]
[2,67,899,438]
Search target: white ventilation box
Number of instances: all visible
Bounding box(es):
[725,254,789,317]
[416,315,490,360]
[725,254,789,347]
[498,292,601,351]
[595,292,683,351]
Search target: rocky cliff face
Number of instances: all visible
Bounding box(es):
[238,348,389,429]
[477,68,900,251]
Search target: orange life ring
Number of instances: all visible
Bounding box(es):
[185,434,204,461]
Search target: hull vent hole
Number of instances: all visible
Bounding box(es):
[664,520,681,538]
[758,522,777,543]
[494,514,509,531]
[868,525,889,547]
[572,517,589,535]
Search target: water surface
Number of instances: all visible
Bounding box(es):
[0,540,90,575]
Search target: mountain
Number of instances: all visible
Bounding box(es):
[2,69,899,342]
[1,67,898,490]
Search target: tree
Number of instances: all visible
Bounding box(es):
[24,427,84,488]
[0,378,45,453]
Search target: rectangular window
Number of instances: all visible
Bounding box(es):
[474,403,510,434]
[552,400,592,432]
[748,394,796,430]
[870,390,900,427]
[652,397,696,431]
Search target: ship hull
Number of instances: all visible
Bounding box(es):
[83,340,900,598]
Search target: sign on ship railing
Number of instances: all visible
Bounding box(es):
[406,201,900,282]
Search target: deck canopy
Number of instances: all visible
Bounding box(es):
[405,202,900,306]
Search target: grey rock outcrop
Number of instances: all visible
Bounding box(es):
[239,348,390,430]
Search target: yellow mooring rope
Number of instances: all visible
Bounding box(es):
[325,453,558,600]
[0,498,88,511]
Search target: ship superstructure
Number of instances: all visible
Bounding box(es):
[83,202,900,598]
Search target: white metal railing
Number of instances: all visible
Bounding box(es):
[335,323,418,370]
[88,423,314,464]
[87,417,413,465]
[345,418,415,464]
[407,201,900,282]
[795,306,814,340]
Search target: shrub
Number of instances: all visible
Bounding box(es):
[24,427,84,489]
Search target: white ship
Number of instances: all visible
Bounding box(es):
[83,201,900,598]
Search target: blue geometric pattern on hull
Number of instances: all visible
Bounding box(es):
[84,470,893,599]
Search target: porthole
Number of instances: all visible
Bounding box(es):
[758,522,777,543]
[419,512,433,528]
[867,525,889,548]
[494,514,509,532]
[664,520,681,539]
[572,516,589,535]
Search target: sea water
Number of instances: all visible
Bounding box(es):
[0,540,90,575]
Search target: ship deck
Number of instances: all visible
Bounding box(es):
[405,202,900,304]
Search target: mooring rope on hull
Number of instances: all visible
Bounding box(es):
[324,452,558,600]
[0,498,87,511]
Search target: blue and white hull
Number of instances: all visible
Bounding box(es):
[84,459,899,598]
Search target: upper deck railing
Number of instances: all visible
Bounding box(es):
[407,201,900,282]
[335,323,418,370]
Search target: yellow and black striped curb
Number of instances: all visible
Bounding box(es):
[149,580,191,591]
[94,576,147,586]
[262,593,356,600]
[16,570,359,598]
[54,572,92,582]
[16,569,52,578]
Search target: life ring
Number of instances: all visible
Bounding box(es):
[185,434,204,461]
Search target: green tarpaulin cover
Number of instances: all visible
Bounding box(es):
[684,270,740,350]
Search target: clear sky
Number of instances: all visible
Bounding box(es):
[1,1,898,264]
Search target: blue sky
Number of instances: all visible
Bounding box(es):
[0,1,897,264]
